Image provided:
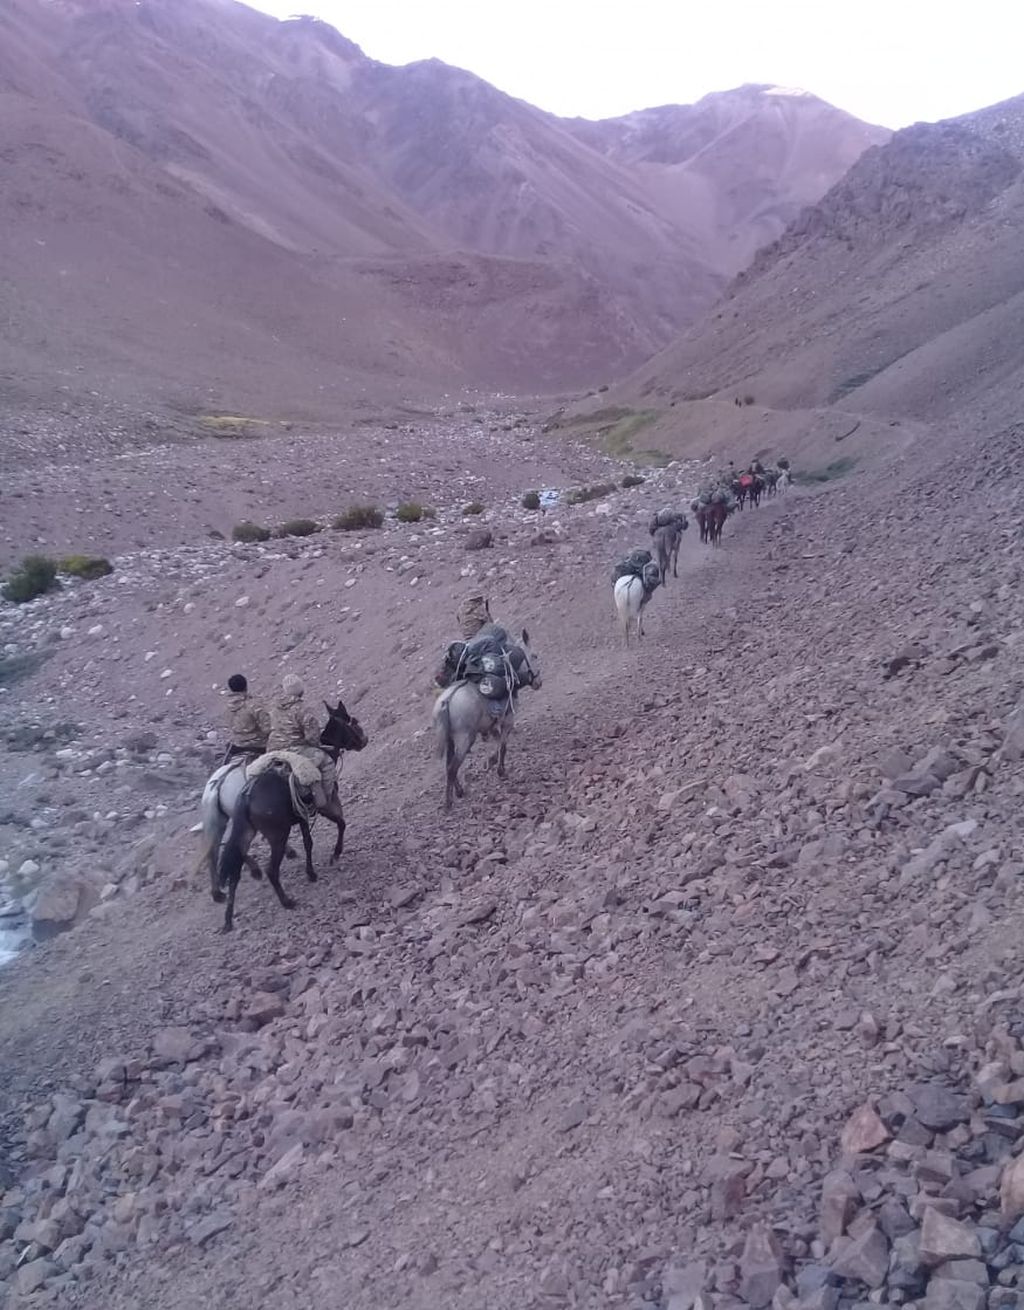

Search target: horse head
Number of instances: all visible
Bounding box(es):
[321,699,369,755]
[517,628,542,692]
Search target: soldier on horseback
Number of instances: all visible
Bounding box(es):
[266,674,336,809]
[456,592,491,640]
[223,674,270,764]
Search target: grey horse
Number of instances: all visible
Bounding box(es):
[432,630,541,809]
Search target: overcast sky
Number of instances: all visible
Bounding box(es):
[245,0,1022,128]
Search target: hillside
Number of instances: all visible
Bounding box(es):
[581,93,1024,469]
[0,0,885,415]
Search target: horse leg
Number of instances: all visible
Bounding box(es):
[203,808,228,904]
[496,720,513,778]
[219,811,256,932]
[299,817,317,883]
[446,724,474,807]
[264,829,297,911]
[319,787,346,863]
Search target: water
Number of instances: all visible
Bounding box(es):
[538,488,560,508]
[0,897,30,967]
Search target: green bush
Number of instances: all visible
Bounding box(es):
[57,555,114,581]
[232,521,272,543]
[566,481,617,505]
[276,518,322,538]
[462,501,485,516]
[395,502,424,523]
[333,505,384,531]
[2,555,58,604]
[521,491,541,510]
[621,474,646,489]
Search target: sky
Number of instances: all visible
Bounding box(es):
[245,0,1023,129]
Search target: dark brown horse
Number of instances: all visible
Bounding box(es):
[707,500,728,546]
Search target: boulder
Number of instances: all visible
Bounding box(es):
[919,1208,981,1265]
[829,1223,889,1288]
[31,875,97,941]
[840,1104,889,1155]
[739,1224,785,1307]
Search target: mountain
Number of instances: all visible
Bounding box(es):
[0,0,885,416]
[607,93,1024,443]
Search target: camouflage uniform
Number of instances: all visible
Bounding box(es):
[456,594,490,641]
[225,691,270,759]
[266,677,335,807]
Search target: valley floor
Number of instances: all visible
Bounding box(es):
[1,410,1023,1309]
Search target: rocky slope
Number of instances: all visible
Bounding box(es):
[606,94,1024,433]
[0,0,884,412]
[0,393,1023,1307]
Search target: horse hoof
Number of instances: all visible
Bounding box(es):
[282,897,298,910]
[307,872,319,883]
[211,890,226,904]
[220,923,234,934]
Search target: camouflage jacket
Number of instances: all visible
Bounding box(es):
[266,694,322,752]
[225,692,270,752]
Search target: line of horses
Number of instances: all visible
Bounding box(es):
[198,463,789,931]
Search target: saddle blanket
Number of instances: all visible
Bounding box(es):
[246,750,323,788]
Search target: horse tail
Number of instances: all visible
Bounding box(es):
[434,693,454,765]
[217,782,254,893]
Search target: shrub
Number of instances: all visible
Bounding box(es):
[521,491,541,510]
[57,555,113,581]
[462,501,485,516]
[333,505,384,531]
[2,555,58,604]
[566,481,617,505]
[395,502,423,523]
[232,521,272,543]
[743,394,756,406]
[621,474,646,489]
[276,518,321,538]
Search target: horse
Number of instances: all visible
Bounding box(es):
[651,521,684,583]
[733,477,749,510]
[614,569,660,646]
[694,504,711,545]
[199,700,367,908]
[707,500,728,546]
[776,468,792,493]
[763,468,780,497]
[433,630,541,810]
[747,474,765,508]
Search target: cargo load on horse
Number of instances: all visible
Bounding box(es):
[648,508,688,535]
[613,548,662,596]
[434,623,534,710]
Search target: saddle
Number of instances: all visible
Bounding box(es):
[614,549,661,596]
[246,750,323,788]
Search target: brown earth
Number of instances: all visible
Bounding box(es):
[1,389,1023,1307]
[0,0,885,416]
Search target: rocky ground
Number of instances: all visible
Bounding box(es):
[0,403,1023,1310]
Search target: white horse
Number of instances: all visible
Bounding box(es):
[614,572,659,645]
[777,468,792,493]
[432,630,541,810]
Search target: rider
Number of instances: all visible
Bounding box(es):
[435,594,495,688]
[456,592,491,641]
[266,673,335,809]
[223,674,270,764]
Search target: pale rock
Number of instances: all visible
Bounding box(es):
[840,1104,889,1155]
[999,1152,1024,1219]
[829,1224,889,1287]
[739,1223,785,1307]
[919,1208,981,1265]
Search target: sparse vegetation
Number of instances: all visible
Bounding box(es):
[521,491,541,510]
[200,414,272,439]
[332,505,384,531]
[395,502,424,523]
[566,481,617,505]
[621,474,646,489]
[57,555,114,581]
[276,518,322,538]
[2,555,59,604]
[232,521,272,543]
[743,394,756,406]
[462,502,485,516]
[795,456,858,485]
